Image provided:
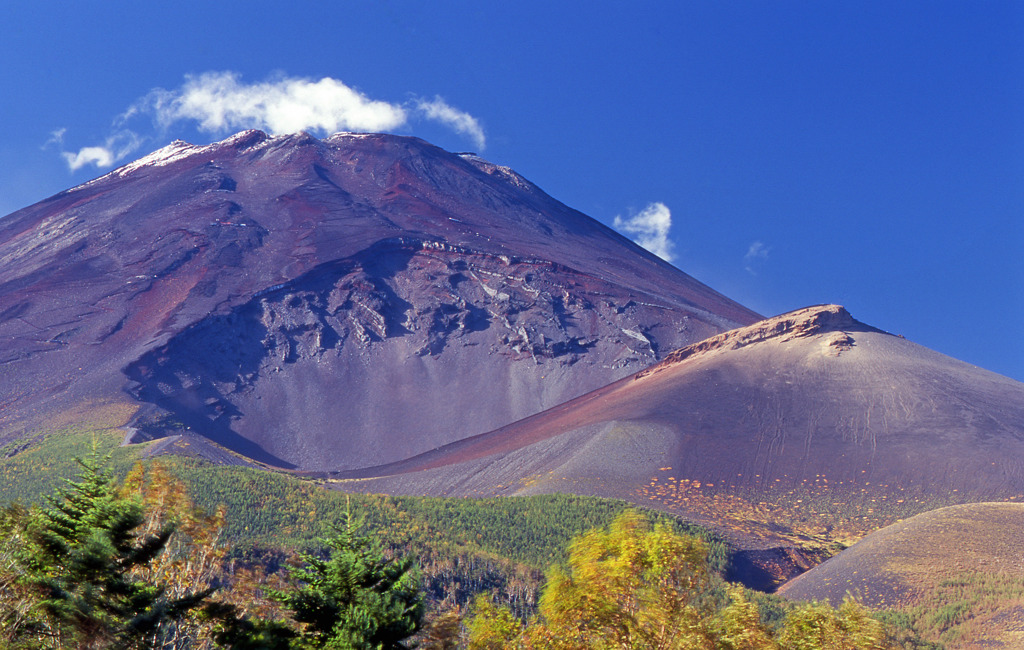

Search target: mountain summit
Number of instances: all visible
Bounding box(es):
[0,131,759,470]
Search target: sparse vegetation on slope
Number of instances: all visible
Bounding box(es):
[0,427,139,505]
[0,426,993,647]
[1,458,935,649]
[637,468,1016,548]
[779,502,1024,648]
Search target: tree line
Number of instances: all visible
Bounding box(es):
[0,450,936,649]
[0,450,421,649]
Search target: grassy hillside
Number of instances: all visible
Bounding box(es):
[779,502,1024,648]
[0,425,141,504]
[161,456,725,568]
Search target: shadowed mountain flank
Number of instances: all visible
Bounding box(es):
[121,237,729,470]
[333,305,1024,546]
[0,131,759,469]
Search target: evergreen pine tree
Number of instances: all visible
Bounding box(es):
[272,508,424,650]
[13,447,212,649]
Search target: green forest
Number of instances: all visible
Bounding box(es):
[0,429,937,646]
[0,428,944,649]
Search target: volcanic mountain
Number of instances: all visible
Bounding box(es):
[0,130,759,470]
[334,305,1024,550]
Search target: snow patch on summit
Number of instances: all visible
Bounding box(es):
[115,140,203,176]
[326,132,378,142]
[63,140,210,192]
[89,131,278,184]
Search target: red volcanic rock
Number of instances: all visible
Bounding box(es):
[0,131,759,470]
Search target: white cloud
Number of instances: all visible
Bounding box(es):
[52,71,487,171]
[416,96,486,150]
[43,128,67,149]
[62,146,116,171]
[613,202,675,262]
[744,240,769,274]
[57,130,143,172]
[141,72,409,135]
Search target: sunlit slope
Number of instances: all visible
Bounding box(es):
[778,502,1024,648]
[335,305,1024,546]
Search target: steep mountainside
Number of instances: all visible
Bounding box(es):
[0,131,759,470]
[334,305,1024,547]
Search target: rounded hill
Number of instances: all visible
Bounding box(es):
[778,502,1024,648]
[335,305,1024,551]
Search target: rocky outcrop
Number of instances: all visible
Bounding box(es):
[637,304,875,378]
[122,236,716,470]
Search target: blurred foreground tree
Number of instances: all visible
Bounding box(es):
[121,462,231,649]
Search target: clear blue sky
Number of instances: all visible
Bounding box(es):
[2,1,1022,382]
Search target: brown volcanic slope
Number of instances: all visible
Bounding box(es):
[334,305,1024,546]
[0,131,758,470]
[778,502,1024,649]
